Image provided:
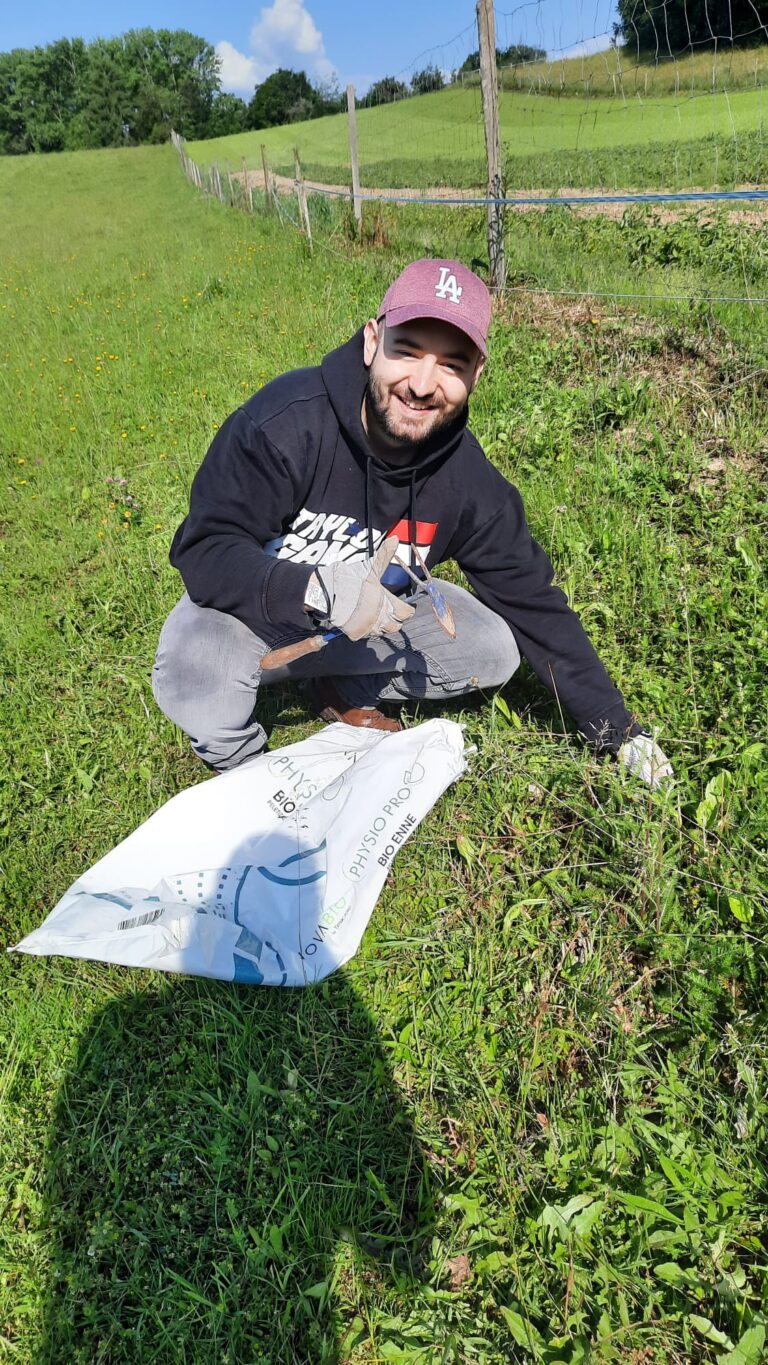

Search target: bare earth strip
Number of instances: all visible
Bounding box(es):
[236,168,768,224]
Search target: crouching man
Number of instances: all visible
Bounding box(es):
[152,258,671,789]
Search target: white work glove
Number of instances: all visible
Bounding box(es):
[617,731,674,790]
[305,536,415,641]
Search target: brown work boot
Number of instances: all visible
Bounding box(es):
[307,678,401,733]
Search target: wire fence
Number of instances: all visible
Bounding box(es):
[171,127,768,316]
[171,0,768,322]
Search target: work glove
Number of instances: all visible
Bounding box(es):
[306,537,415,641]
[617,731,674,790]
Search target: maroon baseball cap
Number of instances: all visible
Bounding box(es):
[377,258,491,358]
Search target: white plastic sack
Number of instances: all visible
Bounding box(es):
[13,719,467,986]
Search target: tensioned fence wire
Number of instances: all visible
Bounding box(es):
[291,185,768,207]
[172,132,768,308]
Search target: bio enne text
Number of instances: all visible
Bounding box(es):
[345,786,418,882]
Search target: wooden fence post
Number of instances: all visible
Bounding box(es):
[477,0,506,292]
[346,84,362,233]
[293,147,313,248]
[261,144,274,212]
[225,162,235,206]
[272,178,285,225]
[241,157,253,211]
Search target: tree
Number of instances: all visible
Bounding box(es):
[246,68,319,130]
[615,0,768,53]
[82,38,132,148]
[362,75,409,105]
[121,29,219,141]
[500,44,546,65]
[412,65,444,95]
[9,39,90,152]
[207,92,247,137]
[0,51,31,155]
[455,43,545,77]
[313,77,345,117]
[0,26,221,153]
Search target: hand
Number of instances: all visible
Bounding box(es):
[307,537,415,641]
[617,732,674,790]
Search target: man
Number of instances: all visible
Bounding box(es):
[152,258,672,788]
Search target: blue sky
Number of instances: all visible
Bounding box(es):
[2,0,618,97]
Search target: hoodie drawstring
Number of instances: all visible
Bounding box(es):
[408,469,416,574]
[365,460,419,582]
[365,459,374,558]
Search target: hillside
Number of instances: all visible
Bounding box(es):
[187,64,768,190]
[493,40,768,97]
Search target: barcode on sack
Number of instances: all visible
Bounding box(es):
[117,907,164,931]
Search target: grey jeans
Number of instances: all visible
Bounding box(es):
[151,583,520,771]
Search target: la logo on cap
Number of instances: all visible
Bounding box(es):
[435,266,463,305]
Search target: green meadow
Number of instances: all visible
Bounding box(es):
[1,144,767,1363]
[187,75,768,189]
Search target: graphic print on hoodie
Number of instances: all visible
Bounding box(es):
[264,511,438,593]
[170,327,636,749]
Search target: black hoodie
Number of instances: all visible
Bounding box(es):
[170,329,636,750]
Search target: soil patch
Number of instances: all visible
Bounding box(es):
[235,169,768,224]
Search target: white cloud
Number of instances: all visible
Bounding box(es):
[215,40,260,93]
[217,0,336,95]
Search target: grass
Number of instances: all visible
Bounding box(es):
[186,70,768,191]
[1,144,767,1363]
[495,41,768,98]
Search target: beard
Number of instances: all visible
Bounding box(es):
[364,371,465,452]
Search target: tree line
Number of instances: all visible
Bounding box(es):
[0,30,552,155]
[615,0,768,52]
[0,31,227,154]
[0,31,357,155]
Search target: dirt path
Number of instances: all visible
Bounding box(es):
[235,168,768,224]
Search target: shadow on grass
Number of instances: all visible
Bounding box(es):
[36,814,434,1363]
[38,978,432,1364]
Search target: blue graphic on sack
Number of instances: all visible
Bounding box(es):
[84,840,328,986]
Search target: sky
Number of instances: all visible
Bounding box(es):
[1,0,619,97]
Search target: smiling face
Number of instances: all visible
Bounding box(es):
[362,316,484,461]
